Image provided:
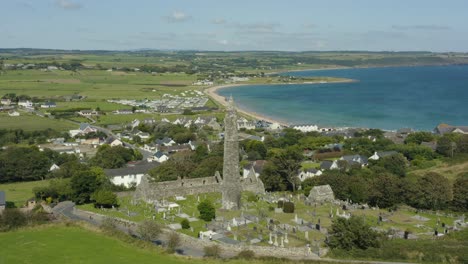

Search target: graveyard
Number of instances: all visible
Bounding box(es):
[78,189,466,254]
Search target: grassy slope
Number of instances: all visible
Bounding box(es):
[0,180,49,206]
[0,225,190,264]
[408,158,468,182]
[0,224,343,264]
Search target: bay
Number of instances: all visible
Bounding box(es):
[217,65,468,131]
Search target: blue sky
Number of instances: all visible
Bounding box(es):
[1,0,468,51]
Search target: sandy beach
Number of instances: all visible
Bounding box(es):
[204,84,290,126]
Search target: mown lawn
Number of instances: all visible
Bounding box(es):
[0,180,50,206]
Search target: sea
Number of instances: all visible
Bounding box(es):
[217,65,468,131]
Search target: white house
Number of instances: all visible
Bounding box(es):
[105,162,158,188]
[41,101,57,108]
[136,131,150,140]
[297,168,323,182]
[148,151,169,163]
[368,151,398,161]
[1,99,11,105]
[49,164,60,172]
[237,120,256,130]
[269,122,282,130]
[110,139,123,147]
[18,100,33,108]
[156,137,176,146]
[292,124,319,133]
[8,111,20,117]
[320,160,340,170]
[78,110,99,117]
[131,119,140,129]
[242,160,266,179]
[69,123,97,137]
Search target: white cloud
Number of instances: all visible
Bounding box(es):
[218,39,228,45]
[55,0,82,10]
[211,18,226,25]
[164,11,191,23]
[392,25,451,31]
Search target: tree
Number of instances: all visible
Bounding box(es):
[268,146,302,191]
[437,136,455,157]
[327,216,381,250]
[70,167,109,204]
[91,189,118,208]
[197,200,216,222]
[411,172,453,210]
[404,131,435,145]
[181,218,190,229]
[0,146,51,182]
[166,232,181,253]
[245,140,267,159]
[260,161,288,192]
[137,221,162,241]
[452,174,468,211]
[368,174,403,208]
[190,156,223,178]
[204,245,222,258]
[378,154,407,177]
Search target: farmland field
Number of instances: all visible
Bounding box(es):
[0,113,75,131]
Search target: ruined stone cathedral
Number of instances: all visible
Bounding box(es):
[221,96,241,210]
[134,97,264,207]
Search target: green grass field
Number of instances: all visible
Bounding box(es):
[0,113,75,131]
[0,224,344,264]
[0,180,49,206]
[0,224,193,264]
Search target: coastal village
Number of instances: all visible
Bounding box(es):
[1,51,468,264]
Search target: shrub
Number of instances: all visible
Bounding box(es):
[137,220,162,241]
[277,200,284,208]
[181,218,190,229]
[246,192,258,202]
[0,208,27,231]
[166,232,181,253]
[197,200,215,222]
[100,217,118,232]
[327,216,381,250]
[204,245,222,258]
[283,201,295,213]
[237,249,255,259]
[91,189,118,208]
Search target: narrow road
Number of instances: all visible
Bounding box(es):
[53,201,206,257]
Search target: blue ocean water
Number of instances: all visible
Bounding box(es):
[218,65,468,131]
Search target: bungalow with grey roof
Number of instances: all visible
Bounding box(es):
[320,160,339,170]
[368,151,398,161]
[156,137,176,146]
[148,151,169,163]
[340,154,368,167]
[434,123,468,135]
[40,101,56,108]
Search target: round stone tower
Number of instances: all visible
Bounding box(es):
[221,96,241,210]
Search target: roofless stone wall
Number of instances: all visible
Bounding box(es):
[134,172,264,202]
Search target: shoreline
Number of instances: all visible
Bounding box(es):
[266,63,467,76]
[205,84,290,126]
[204,78,355,127]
